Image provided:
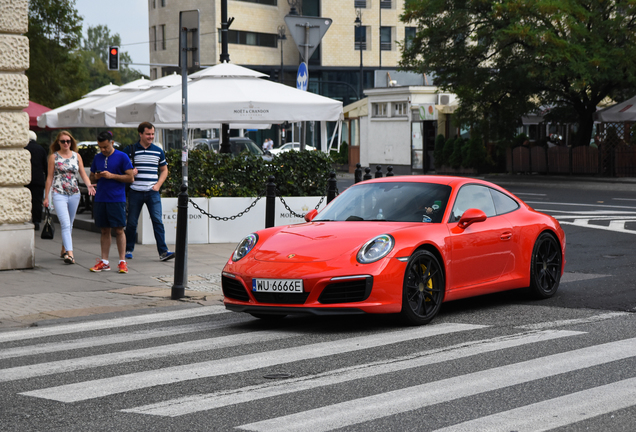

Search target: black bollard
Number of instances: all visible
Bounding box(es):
[265,175,276,228]
[363,167,372,181]
[354,163,362,184]
[327,171,337,204]
[171,184,188,299]
[375,165,383,178]
[386,166,394,176]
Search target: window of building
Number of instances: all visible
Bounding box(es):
[354,0,367,8]
[161,0,166,6]
[355,25,367,50]
[152,0,156,8]
[393,102,408,117]
[380,26,392,51]
[372,103,388,117]
[151,26,157,51]
[160,25,166,50]
[222,29,277,48]
[405,27,416,49]
[380,0,392,8]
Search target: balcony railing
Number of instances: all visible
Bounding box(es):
[380,0,392,9]
[380,42,392,51]
[355,42,367,50]
[355,0,367,8]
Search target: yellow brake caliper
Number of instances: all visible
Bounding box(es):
[419,264,433,301]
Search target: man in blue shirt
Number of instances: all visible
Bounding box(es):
[124,122,175,261]
[90,131,134,273]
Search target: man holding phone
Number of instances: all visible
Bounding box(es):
[89,131,134,273]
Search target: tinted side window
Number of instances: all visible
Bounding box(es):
[450,185,497,221]
[490,188,519,215]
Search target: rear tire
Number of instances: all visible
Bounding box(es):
[529,232,562,299]
[400,250,445,325]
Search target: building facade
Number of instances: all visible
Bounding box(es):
[0,0,33,270]
[148,0,414,107]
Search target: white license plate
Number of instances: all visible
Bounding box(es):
[252,278,303,293]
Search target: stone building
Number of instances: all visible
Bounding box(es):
[148,0,413,107]
[0,0,33,270]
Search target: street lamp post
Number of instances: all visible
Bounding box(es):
[355,9,363,100]
[277,25,286,84]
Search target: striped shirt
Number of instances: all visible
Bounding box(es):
[126,142,167,192]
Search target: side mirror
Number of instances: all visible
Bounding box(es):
[457,208,487,229]
[304,209,318,222]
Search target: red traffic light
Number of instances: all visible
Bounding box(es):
[108,46,119,71]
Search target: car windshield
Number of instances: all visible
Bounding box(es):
[314,182,452,223]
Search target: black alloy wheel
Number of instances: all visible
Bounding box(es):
[529,232,562,299]
[400,250,445,325]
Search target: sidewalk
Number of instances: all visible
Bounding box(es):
[0,219,236,330]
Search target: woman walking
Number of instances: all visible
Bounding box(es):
[43,131,95,264]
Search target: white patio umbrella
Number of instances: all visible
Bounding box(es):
[115,62,343,129]
[68,73,184,128]
[37,83,120,129]
[594,95,636,122]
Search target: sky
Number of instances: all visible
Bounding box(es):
[74,0,150,76]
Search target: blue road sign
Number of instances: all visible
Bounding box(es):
[296,62,308,91]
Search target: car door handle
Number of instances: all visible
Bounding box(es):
[500,232,513,241]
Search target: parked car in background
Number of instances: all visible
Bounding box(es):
[269,142,317,155]
[192,137,272,161]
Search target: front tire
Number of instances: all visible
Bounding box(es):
[400,250,445,325]
[529,232,562,299]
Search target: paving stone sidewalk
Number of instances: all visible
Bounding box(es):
[0,218,235,330]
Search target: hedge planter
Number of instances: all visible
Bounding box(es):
[136,196,327,245]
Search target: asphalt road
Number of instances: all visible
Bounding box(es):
[1,179,635,431]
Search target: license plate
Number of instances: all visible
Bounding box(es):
[252,278,303,293]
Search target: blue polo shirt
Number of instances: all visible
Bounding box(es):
[91,149,133,203]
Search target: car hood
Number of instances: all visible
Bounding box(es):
[253,221,412,263]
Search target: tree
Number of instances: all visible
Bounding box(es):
[81,25,144,89]
[401,0,636,147]
[26,0,88,108]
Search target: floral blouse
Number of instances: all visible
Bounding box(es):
[52,152,80,195]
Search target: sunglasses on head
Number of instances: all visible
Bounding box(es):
[59,139,71,144]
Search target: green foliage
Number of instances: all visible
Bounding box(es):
[433,134,446,169]
[26,0,87,108]
[400,0,636,148]
[443,137,455,166]
[449,138,464,169]
[331,141,349,164]
[512,133,529,148]
[464,137,487,170]
[27,3,145,110]
[164,149,334,198]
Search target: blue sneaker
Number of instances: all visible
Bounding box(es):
[160,251,175,261]
[125,251,133,260]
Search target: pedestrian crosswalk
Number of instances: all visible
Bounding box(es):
[527,201,636,234]
[1,305,635,431]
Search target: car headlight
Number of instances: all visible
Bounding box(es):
[357,234,394,264]
[232,233,258,262]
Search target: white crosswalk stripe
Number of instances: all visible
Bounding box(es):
[236,337,636,432]
[20,323,484,402]
[2,307,636,431]
[432,376,636,432]
[122,329,582,417]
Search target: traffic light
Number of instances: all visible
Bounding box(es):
[108,46,119,70]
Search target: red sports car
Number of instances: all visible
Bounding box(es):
[222,176,565,325]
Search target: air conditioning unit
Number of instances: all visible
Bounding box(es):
[439,95,450,105]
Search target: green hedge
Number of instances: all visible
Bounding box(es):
[164,149,335,197]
